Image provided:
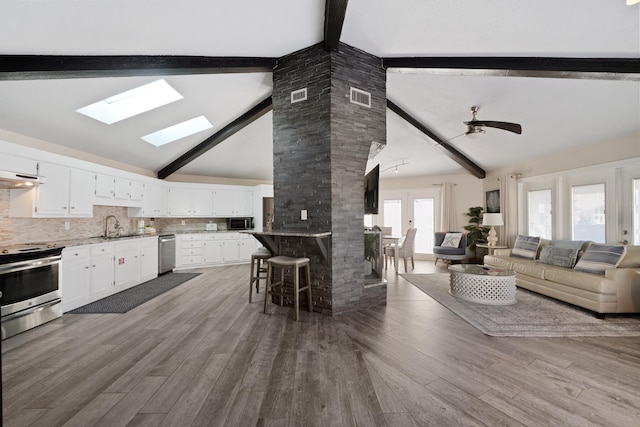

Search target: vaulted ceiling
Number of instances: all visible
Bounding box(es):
[0,0,638,182]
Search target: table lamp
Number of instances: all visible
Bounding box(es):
[482,213,503,246]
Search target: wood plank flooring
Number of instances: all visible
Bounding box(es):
[2,261,640,426]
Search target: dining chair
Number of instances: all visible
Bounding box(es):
[383,227,417,272]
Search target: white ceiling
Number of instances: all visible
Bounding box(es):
[0,0,638,182]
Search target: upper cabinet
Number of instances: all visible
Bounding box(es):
[94,173,144,207]
[139,182,168,217]
[168,187,214,217]
[213,189,253,217]
[9,162,94,218]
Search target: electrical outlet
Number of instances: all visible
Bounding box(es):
[181,220,186,225]
[301,210,307,221]
[64,221,70,230]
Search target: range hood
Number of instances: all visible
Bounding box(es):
[0,170,46,189]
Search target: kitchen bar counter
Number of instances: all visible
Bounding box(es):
[243,230,331,262]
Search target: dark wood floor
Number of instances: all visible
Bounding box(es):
[2,261,640,426]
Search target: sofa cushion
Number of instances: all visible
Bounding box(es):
[511,235,540,260]
[545,267,618,295]
[538,246,579,268]
[618,245,640,268]
[574,244,626,275]
[511,258,546,280]
[441,232,463,248]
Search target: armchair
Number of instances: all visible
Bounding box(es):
[433,232,467,265]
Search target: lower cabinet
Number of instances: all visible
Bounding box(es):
[61,237,158,312]
[176,232,255,268]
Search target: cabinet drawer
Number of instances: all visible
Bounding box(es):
[63,246,90,259]
[90,244,114,257]
[179,255,202,265]
[180,248,202,256]
[179,234,201,242]
[181,240,203,249]
[202,233,225,241]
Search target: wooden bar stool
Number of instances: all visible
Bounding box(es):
[249,248,272,303]
[264,256,312,321]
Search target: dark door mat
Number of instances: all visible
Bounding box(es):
[68,272,201,314]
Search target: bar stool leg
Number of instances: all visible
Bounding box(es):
[264,262,273,314]
[305,264,312,313]
[249,256,256,303]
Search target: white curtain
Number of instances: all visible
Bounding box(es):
[440,182,456,231]
[499,174,519,246]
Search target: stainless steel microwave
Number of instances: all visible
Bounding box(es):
[228,217,252,230]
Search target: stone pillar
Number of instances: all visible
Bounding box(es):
[272,43,386,315]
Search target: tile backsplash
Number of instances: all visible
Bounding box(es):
[0,189,228,246]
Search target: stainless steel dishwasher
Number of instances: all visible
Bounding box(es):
[158,234,176,274]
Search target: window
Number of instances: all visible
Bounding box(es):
[572,183,605,242]
[528,189,552,239]
[364,214,373,228]
[413,198,435,253]
[383,199,402,236]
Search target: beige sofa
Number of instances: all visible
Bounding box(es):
[484,242,640,316]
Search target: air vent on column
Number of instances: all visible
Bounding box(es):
[291,88,307,104]
[350,87,371,108]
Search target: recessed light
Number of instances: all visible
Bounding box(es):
[76,79,183,124]
[142,116,213,147]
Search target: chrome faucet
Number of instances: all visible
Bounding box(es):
[104,215,122,238]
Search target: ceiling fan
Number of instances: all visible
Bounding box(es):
[464,106,522,135]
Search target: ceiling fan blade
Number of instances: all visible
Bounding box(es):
[464,120,522,134]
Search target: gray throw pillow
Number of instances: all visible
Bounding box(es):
[574,244,626,275]
[511,235,540,260]
[539,246,579,268]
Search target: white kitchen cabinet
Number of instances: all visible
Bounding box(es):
[176,234,203,266]
[240,235,257,261]
[169,188,214,217]
[9,162,94,218]
[202,234,223,264]
[222,236,241,262]
[213,189,253,217]
[68,169,94,217]
[61,247,91,312]
[142,182,168,217]
[140,238,159,281]
[114,240,141,288]
[95,173,144,207]
[89,243,115,299]
[34,162,70,216]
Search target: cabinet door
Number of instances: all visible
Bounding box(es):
[168,188,192,216]
[114,248,140,287]
[90,254,115,297]
[35,162,69,216]
[213,189,235,216]
[240,238,257,261]
[61,256,91,311]
[94,174,115,199]
[203,240,223,264]
[114,177,131,200]
[222,239,241,262]
[69,169,94,216]
[130,180,144,201]
[143,183,168,217]
[234,190,253,216]
[192,189,214,216]
[140,242,158,280]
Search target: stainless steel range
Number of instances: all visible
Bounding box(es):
[0,244,64,340]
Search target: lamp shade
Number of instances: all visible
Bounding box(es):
[482,213,504,226]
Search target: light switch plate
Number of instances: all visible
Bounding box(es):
[301,210,307,220]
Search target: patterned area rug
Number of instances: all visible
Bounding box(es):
[68,272,201,314]
[401,273,640,337]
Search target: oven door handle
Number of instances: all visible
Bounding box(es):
[0,256,61,275]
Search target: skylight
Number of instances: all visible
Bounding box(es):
[76,79,183,124]
[142,116,213,147]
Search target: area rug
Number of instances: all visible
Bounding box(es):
[401,273,640,337]
[68,272,201,314]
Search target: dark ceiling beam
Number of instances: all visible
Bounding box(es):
[324,0,349,51]
[382,57,640,76]
[386,100,486,179]
[0,55,277,80]
[157,96,273,180]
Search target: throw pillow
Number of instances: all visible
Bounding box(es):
[441,232,463,248]
[550,240,587,252]
[538,246,579,268]
[574,244,626,275]
[511,235,541,260]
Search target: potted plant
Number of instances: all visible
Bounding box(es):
[364,232,379,275]
[463,206,490,263]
